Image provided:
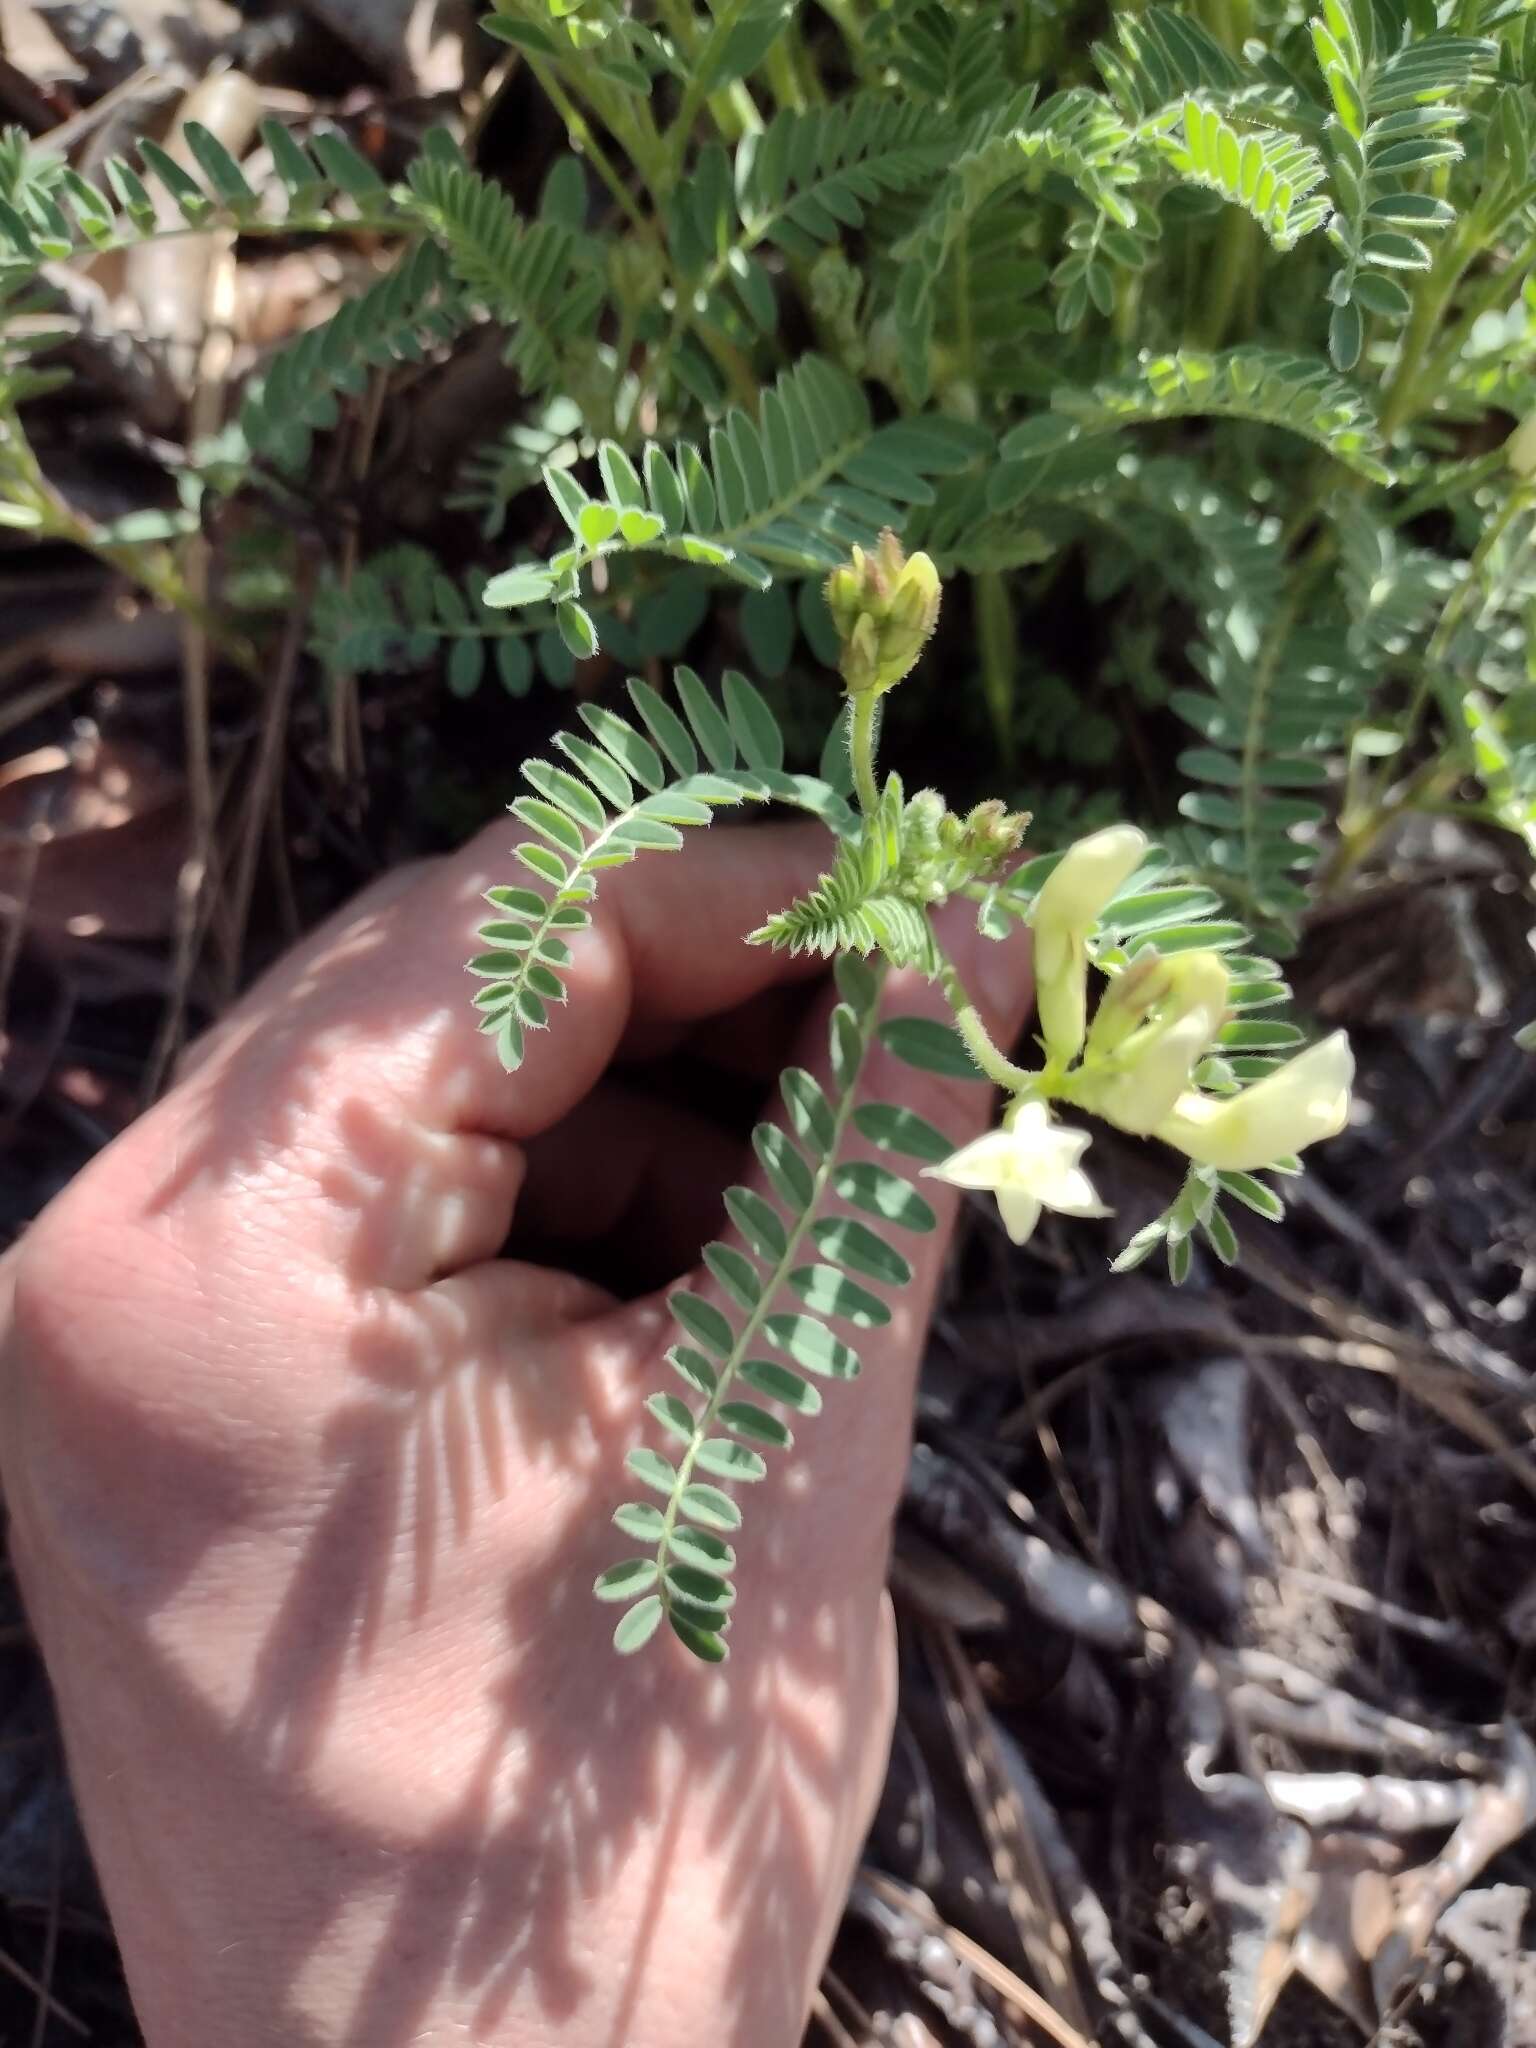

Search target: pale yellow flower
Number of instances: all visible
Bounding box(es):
[1506,412,1536,480]
[1084,1009,1219,1135]
[1090,948,1228,1054]
[1079,949,1230,1134]
[1031,825,1148,1063]
[1154,1030,1354,1171]
[924,1099,1110,1245]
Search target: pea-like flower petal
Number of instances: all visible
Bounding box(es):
[1153,1031,1354,1172]
[1085,1008,1220,1135]
[923,1100,1111,1245]
[1031,825,1148,1063]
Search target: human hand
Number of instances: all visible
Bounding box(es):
[0,816,1032,2048]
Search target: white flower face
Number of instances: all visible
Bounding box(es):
[923,1099,1111,1245]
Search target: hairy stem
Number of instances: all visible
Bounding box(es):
[848,691,882,818]
[941,960,1037,1094]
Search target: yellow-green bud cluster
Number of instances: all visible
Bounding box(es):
[896,792,1029,909]
[944,799,1030,868]
[824,531,942,698]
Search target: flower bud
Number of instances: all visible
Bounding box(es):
[1153,1030,1354,1171]
[960,799,1029,864]
[1078,951,1229,1132]
[1088,947,1229,1058]
[1083,1011,1215,1134]
[901,787,947,867]
[824,531,942,697]
[1031,824,1148,1064]
[1507,412,1536,480]
[1085,952,1173,1058]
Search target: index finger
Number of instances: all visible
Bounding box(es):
[454,813,833,1142]
[180,814,833,1148]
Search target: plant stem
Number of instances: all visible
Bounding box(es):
[1414,231,1536,403]
[658,0,762,170]
[974,570,1016,770]
[1326,483,1535,886]
[1378,226,1473,441]
[815,0,866,68]
[526,58,652,234]
[1197,207,1254,351]
[848,691,881,817]
[1388,485,1531,752]
[941,960,1037,1094]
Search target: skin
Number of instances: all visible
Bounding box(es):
[0,817,1033,2048]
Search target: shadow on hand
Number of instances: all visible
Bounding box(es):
[79,961,885,2048]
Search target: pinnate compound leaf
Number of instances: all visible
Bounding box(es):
[813,1217,913,1285]
[668,1611,728,1661]
[724,1186,788,1260]
[695,1437,768,1482]
[671,1526,736,1573]
[718,1401,793,1448]
[626,1446,678,1495]
[766,1313,861,1378]
[702,1243,762,1312]
[753,1124,815,1207]
[669,1290,736,1356]
[646,1392,697,1443]
[613,1502,666,1542]
[834,1160,938,1231]
[667,1345,720,1397]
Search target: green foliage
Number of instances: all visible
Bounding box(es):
[483,647,1319,1655]
[665,93,959,373]
[0,117,402,266]
[467,669,855,1069]
[1150,99,1331,249]
[404,146,608,392]
[1003,346,1392,483]
[1313,13,1499,369]
[479,356,989,651]
[1,4,1533,1657]
[750,774,943,969]
[3,0,1528,927]
[601,952,946,1662]
[892,87,1143,392]
[241,242,468,474]
[310,545,550,698]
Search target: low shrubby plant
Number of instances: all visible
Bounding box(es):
[0,0,1531,1655]
[477,543,1352,1658]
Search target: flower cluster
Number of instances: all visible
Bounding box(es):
[927,825,1354,1245]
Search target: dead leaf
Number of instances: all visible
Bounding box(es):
[0,732,183,940]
